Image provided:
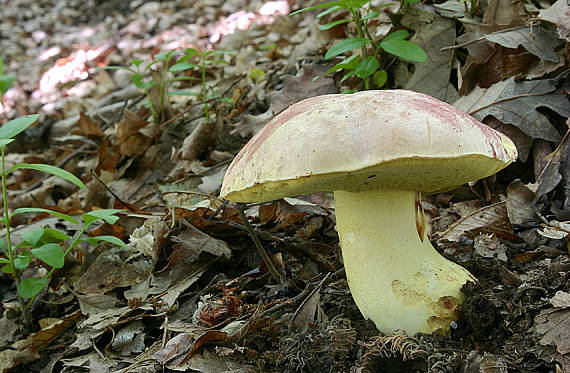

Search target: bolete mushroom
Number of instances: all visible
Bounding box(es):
[220,90,517,335]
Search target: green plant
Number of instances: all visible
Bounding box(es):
[167,48,235,122]
[291,0,427,91]
[102,48,234,123]
[0,115,125,330]
[102,51,180,123]
[0,57,15,101]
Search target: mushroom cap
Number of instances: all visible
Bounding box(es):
[221,90,517,202]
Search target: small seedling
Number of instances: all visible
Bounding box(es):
[0,115,125,330]
[102,48,234,123]
[167,48,236,122]
[292,0,427,90]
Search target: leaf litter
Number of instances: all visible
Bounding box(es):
[0,0,569,372]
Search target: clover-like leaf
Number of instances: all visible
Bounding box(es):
[14,252,31,270]
[21,227,45,247]
[83,209,123,226]
[18,278,49,299]
[355,56,380,78]
[31,243,65,268]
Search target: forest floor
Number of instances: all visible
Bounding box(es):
[0,0,569,372]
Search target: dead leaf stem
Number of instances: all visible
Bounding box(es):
[237,203,289,287]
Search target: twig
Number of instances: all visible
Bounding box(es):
[237,203,288,287]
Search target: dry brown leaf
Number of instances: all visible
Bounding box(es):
[155,333,192,363]
[536,128,570,199]
[437,201,514,242]
[170,223,231,260]
[231,109,273,138]
[95,137,120,175]
[179,120,217,161]
[115,109,156,156]
[537,0,570,42]
[453,77,568,143]
[395,6,457,101]
[77,293,121,316]
[503,180,537,225]
[110,321,145,355]
[266,65,337,116]
[533,302,570,371]
[75,111,104,138]
[291,274,328,330]
[484,114,533,163]
[474,234,508,261]
[456,0,530,93]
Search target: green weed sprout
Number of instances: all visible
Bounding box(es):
[0,57,16,102]
[167,48,235,122]
[102,48,234,123]
[291,0,426,90]
[0,115,125,330]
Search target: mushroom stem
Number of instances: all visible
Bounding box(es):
[334,189,476,335]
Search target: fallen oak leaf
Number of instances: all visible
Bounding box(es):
[453,77,568,143]
[436,201,516,242]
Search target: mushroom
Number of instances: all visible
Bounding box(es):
[220,90,518,335]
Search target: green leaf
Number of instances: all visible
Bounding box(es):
[85,235,127,247]
[83,209,123,226]
[130,59,144,67]
[207,50,236,56]
[290,1,343,15]
[41,228,72,243]
[132,74,156,90]
[355,56,379,78]
[168,76,200,82]
[0,258,9,264]
[21,227,45,247]
[373,69,388,88]
[340,88,358,94]
[170,62,197,72]
[344,0,371,9]
[9,163,85,189]
[324,55,361,74]
[18,278,49,298]
[154,51,174,61]
[258,43,276,50]
[319,19,350,30]
[340,70,356,83]
[12,207,78,224]
[2,264,14,274]
[317,5,342,18]
[183,48,200,58]
[0,74,15,94]
[362,11,379,20]
[14,252,31,269]
[325,37,371,59]
[383,29,409,41]
[31,243,65,268]
[167,90,200,96]
[100,66,136,74]
[380,38,427,62]
[0,114,39,140]
[0,139,14,147]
